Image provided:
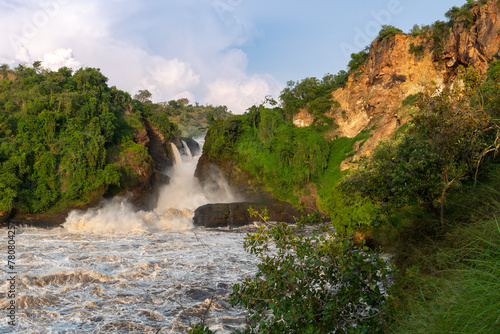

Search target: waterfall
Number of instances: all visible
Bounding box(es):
[181,140,193,159]
[194,139,204,157]
[63,137,237,234]
[171,143,182,165]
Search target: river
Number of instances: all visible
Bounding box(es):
[0,142,259,333]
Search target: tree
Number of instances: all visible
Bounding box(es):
[348,47,370,72]
[32,60,42,73]
[0,64,9,76]
[134,89,152,103]
[177,97,189,107]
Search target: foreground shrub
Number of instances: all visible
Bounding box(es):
[230,212,392,333]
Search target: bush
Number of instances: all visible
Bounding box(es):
[409,43,424,59]
[409,24,431,37]
[279,71,348,119]
[230,213,391,333]
[348,47,370,73]
[377,25,403,41]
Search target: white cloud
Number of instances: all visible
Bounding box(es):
[132,56,200,102]
[42,48,81,70]
[14,44,31,64]
[206,74,283,113]
[0,0,283,113]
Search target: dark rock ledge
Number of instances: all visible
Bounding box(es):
[193,200,305,228]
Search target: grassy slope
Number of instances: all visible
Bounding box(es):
[386,166,500,333]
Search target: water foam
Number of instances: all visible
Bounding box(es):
[1,226,258,333]
[63,197,193,233]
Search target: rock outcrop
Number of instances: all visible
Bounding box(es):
[193,201,305,228]
[122,121,173,210]
[0,211,11,224]
[303,0,500,167]
[443,1,500,74]
[181,137,202,157]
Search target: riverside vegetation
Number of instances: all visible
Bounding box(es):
[192,1,500,333]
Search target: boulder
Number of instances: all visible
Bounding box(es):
[193,201,305,228]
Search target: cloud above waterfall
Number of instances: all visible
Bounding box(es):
[0,0,463,113]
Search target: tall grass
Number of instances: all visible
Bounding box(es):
[390,218,499,333]
[387,166,500,333]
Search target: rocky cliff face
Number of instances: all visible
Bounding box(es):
[444,0,500,73]
[110,120,174,211]
[296,0,500,168]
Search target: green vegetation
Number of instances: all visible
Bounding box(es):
[431,20,452,57]
[409,43,424,59]
[377,25,404,41]
[203,105,373,216]
[348,47,370,73]
[339,62,499,332]
[378,159,500,333]
[205,107,326,205]
[342,65,499,227]
[0,64,177,213]
[132,92,232,138]
[401,94,419,107]
[409,24,432,37]
[154,98,232,138]
[230,210,391,333]
[279,72,348,123]
[201,7,500,329]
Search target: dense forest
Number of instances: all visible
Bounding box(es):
[196,0,500,333]
[0,64,228,217]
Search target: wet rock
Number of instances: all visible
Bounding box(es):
[193,201,305,228]
[143,120,173,170]
[195,155,274,203]
[181,137,201,157]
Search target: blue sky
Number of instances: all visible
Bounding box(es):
[0,0,463,113]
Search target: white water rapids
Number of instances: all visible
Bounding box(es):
[0,142,259,333]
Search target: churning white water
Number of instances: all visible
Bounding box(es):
[0,142,258,333]
[0,226,258,333]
